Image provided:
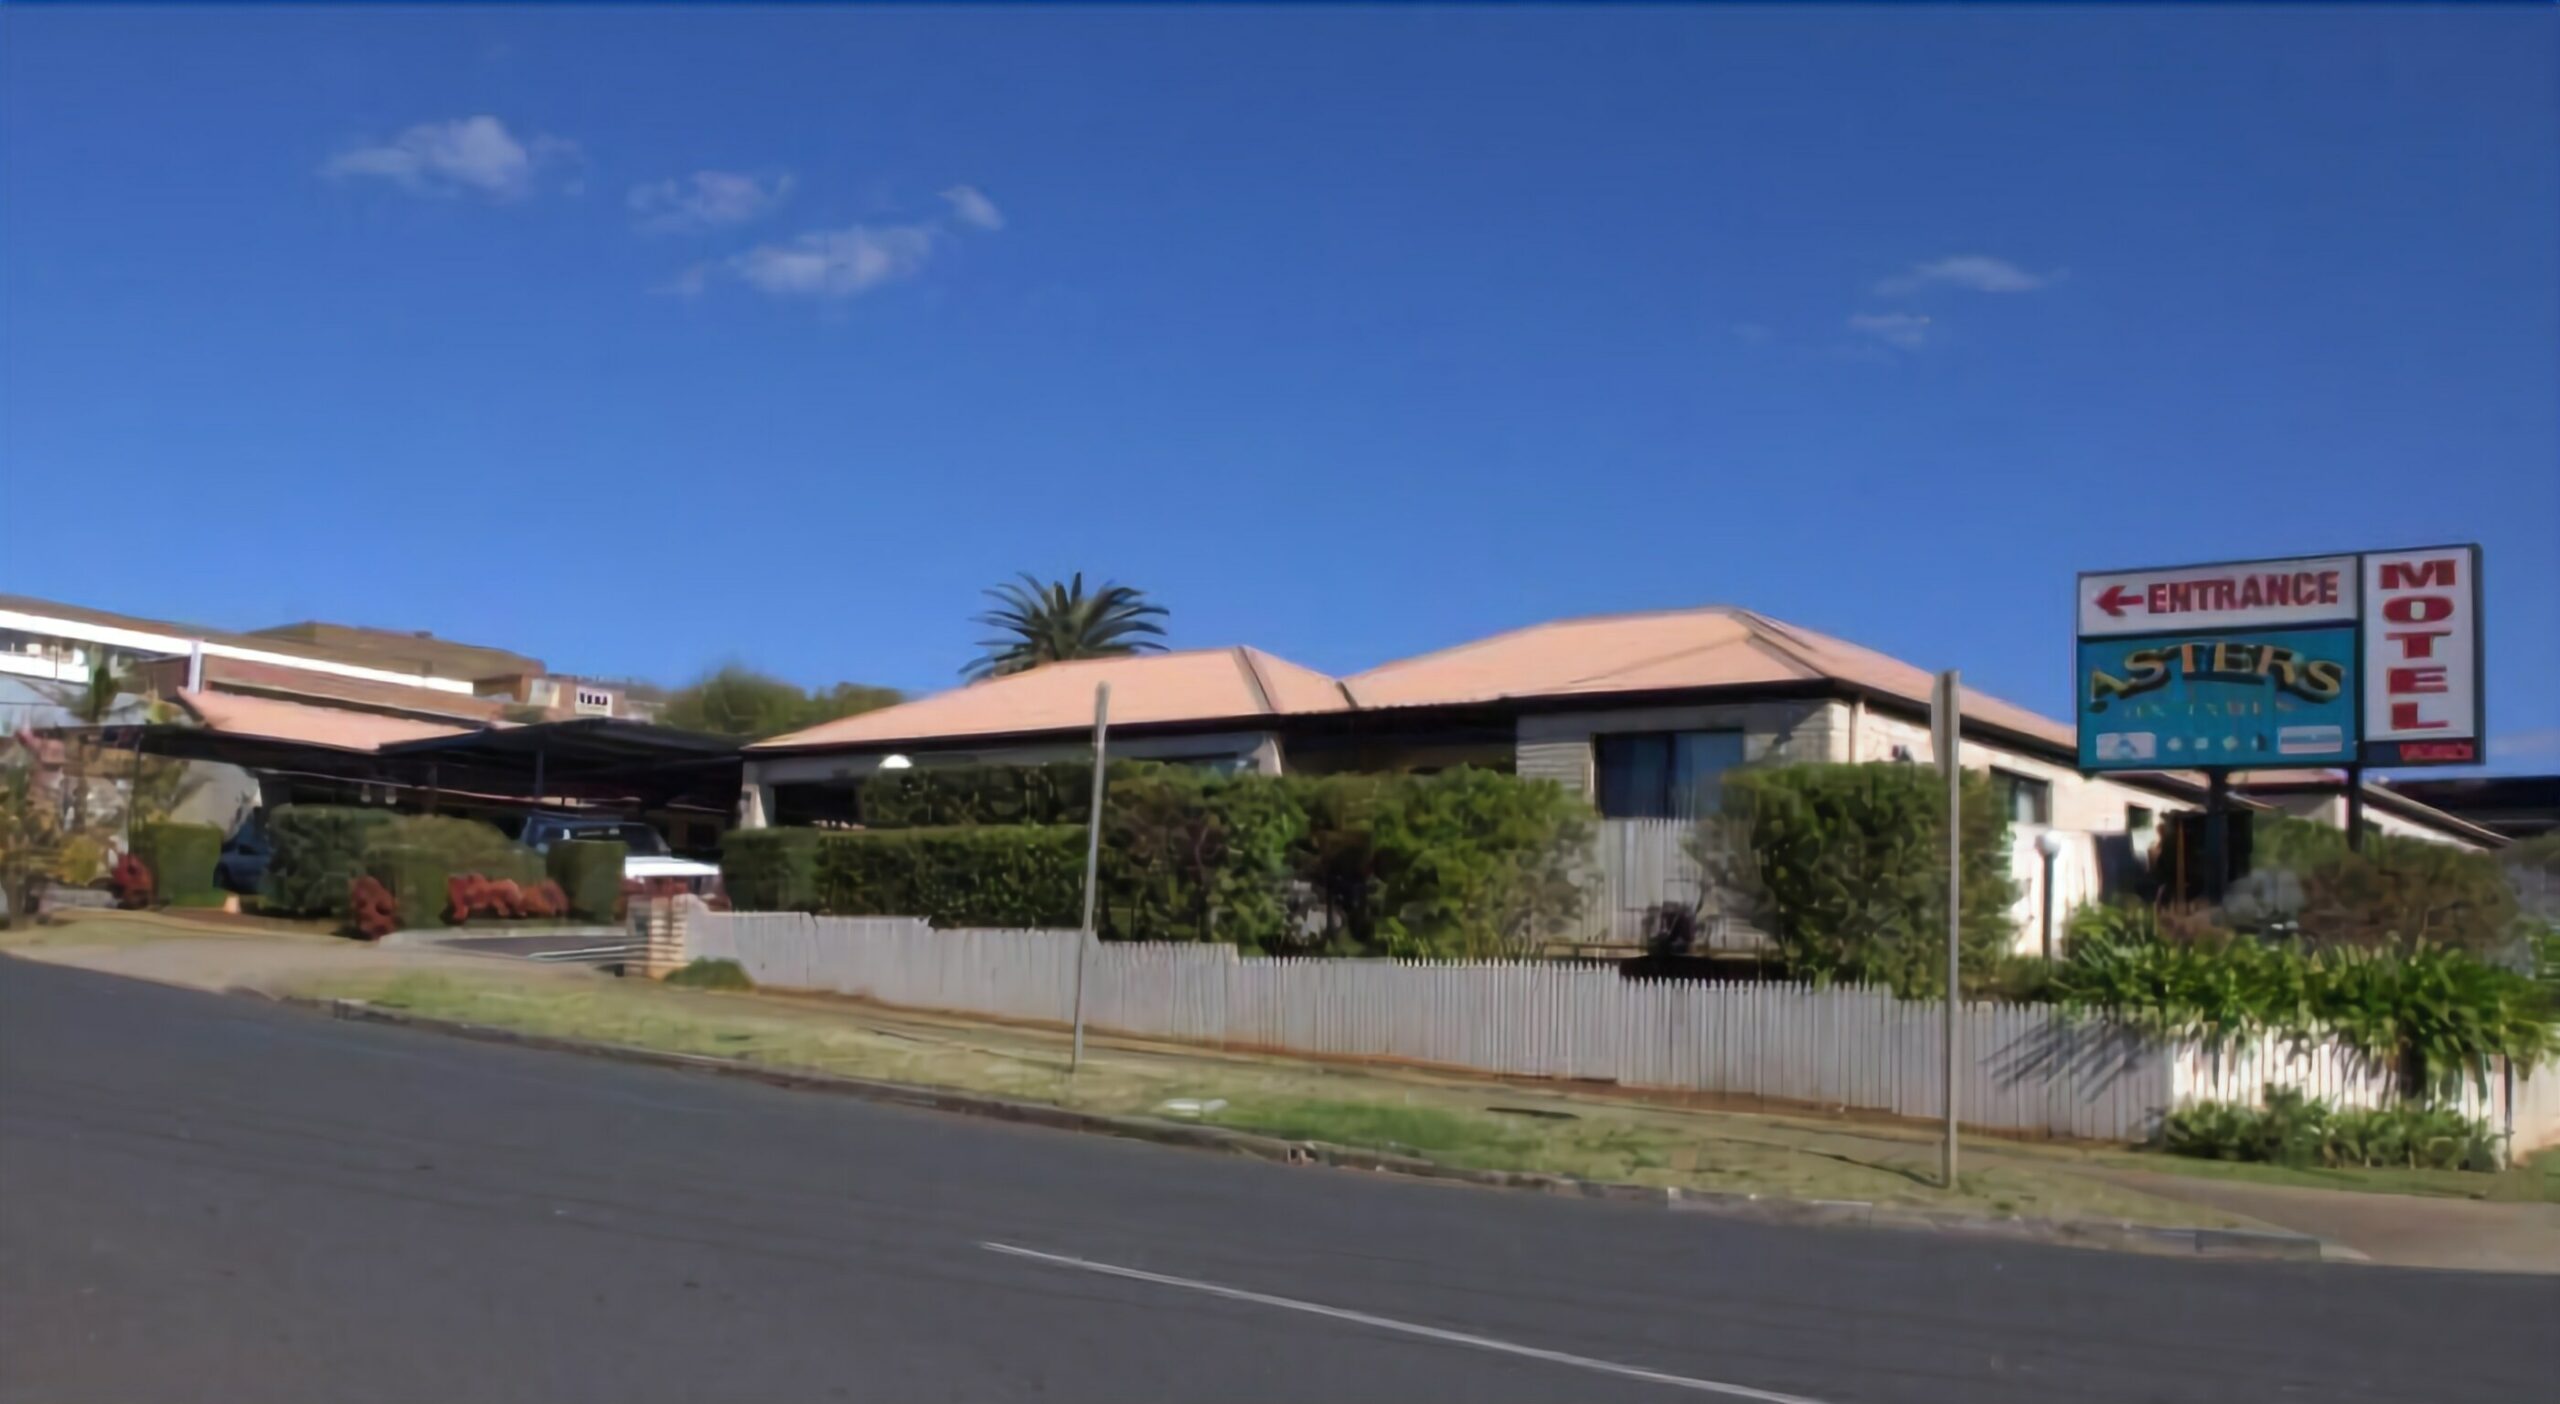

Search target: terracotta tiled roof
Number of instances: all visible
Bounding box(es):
[177,691,471,752]
[752,648,1349,751]
[1346,606,2076,749]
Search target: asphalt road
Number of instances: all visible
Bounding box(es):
[2,960,2550,1404]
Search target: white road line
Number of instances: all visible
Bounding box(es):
[980,1242,1830,1403]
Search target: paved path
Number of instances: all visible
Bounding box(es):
[4,959,2553,1403]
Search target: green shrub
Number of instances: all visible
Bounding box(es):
[2310,942,2555,1101]
[860,761,1099,828]
[2249,815,2351,876]
[1365,768,1590,959]
[814,826,1085,927]
[720,828,822,911]
[363,846,450,933]
[367,815,543,886]
[1099,767,1309,946]
[2054,911,2314,1051]
[548,840,626,922]
[664,958,755,991]
[1716,764,2017,996]
[2298,838,2521,955]
[264,806,397,916]
[135,821,221,903]
[2162,1086,2499,1171]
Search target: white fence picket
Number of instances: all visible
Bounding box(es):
[682,902,2554,1153]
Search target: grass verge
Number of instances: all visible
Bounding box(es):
[281,967,2249,1230]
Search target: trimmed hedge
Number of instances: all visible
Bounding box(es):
[859,762,1099,828]
[364,846,450,934]
[549,840,627,921]
[136,821,221,903]
[721,828,822,911]
[369,815,545,887]
[264,806,397,916]
[814,826,1086,928]
[1716,764,2018,997]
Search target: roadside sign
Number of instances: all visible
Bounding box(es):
[2077,554,2359,637]
[2075,546,2484,773]
[2361,545,2485,767]
[2078,625,2358,771]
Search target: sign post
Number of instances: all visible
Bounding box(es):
[1071,682,1110,1074]
[1932,668,1961,1191]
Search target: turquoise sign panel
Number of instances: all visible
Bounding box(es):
[2077,626,2359,770]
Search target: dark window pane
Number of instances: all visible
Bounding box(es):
[1595,733,1672,818]
[1672,731,1747,819]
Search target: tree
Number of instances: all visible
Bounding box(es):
[965,573,1168,680]
[659,666,901,740]
[1,755,66,926]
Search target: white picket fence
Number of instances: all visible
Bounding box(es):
[684,903,2560,1154]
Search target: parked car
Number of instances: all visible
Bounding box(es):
[513,814,721,892]
[214,813,272,895]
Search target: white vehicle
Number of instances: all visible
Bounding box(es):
[515,815,721,889]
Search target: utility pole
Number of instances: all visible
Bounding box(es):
[1072,683,1110,1073]
[1933,668,1962,1191]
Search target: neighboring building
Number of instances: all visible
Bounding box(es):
[2231,770,2505,851]
[2384,775,2560,843]
[742,607,2241,951]
[0,593,651,725]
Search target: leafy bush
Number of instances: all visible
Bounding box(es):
[814,826,1085,927]
[2311,942,2555,1101]
[264,806,397,916]
[1365,768,1590,959]
[548,840,626,922]
[2057,905,2554,1100]
[861,761,1100,828]
[51,834,107,888]
[2297,838,2521,955]
[366,815,543,887]
[665,958,755,991]
[1716,764,2017,996]
[363,846,449,933]
[2053,909,2313,1051]
[1100,766,1309,946]
[720,828,823,911]
[2249,815,2352,876]
[136,821,222,903]
[347,875,400,940]
[2162,1086,2499,1171]
[110,853,154,909]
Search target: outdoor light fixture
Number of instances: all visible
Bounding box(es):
[2034,829,2068,960]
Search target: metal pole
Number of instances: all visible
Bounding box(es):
[1934,669,1962,1190]
[2205,770,2230,903]
[2343,765,2365,853]
[2040,846,2057,962]
[1072,683,1110,1073]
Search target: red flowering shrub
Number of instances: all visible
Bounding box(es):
[348,875,400,940]
[111,854,155,910]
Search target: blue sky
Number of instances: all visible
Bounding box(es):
[5,6,2554,769]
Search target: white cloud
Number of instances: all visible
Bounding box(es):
[941,185,1005,231]
[1848,311,1932,350]
[629,170,795,232]
[2493,728,2560,761]
[652,264,711,298]
[321,116,577,199]
[731,223,941,299]
[1876,255,2053,297]
[705,186,1002,301]
[1729,322,1773,345]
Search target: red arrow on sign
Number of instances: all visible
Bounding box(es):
[2093,585,2144,618]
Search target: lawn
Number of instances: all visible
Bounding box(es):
[283,966,2249,1230]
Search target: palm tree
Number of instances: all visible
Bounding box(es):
[966,574,1169,680]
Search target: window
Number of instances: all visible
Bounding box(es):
[1991,768,2052,826]
[574,687,613,716]
[2125,804,2154,833]
[1594,730,1745,819]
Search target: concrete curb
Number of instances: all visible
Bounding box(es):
[287,996,2336,1264]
